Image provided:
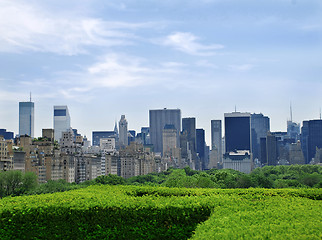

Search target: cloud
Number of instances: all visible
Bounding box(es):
[161,62,187,68]
[162,32,224,56]
[196,60,218,68]
[0,1,152,55]
[228,64,255,72]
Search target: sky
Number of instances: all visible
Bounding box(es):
[0,0,321,145]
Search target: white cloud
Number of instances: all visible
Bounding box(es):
[196,60,218,68]
[161,62,187,68]
[228,64,254,72]
[162,32,224,56]
[0,1,152,55]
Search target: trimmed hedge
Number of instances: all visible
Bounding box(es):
[0,186,321,239]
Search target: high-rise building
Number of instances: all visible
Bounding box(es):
[162,124,177,157]
[307,120,322,163]
[92,131,117,146]
[149,108,181,153]
[182,118,196,152]
[211,120,222,163]
[301,121,309,163]
[287,121,300,141]
[19,101,34,138]
[224,112,251,153]
[196,128,206,170]
[54,106,71,142]
[251,113,270,161]
[119,115,128,146]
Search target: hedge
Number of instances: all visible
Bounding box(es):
[0,186,321,239]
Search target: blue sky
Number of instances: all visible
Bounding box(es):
[0,0,321,144]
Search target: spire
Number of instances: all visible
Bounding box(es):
[290,102,293,122]
[114,121,118,134]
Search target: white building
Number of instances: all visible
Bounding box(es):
[54,106,71,142]
[223,150,252,174]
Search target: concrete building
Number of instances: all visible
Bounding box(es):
[19,101,34,138]
[119,115,128,146]
[289,141,305,165]
[149,108,181,154]
[162,124,177,158]
[223,150,252,174]
[54,106,71,142]
[100,138,116,154]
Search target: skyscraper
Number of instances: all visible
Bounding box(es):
[196,128,206,170]
[224,112,251,153]
[149,108,181,154]
[182,117,197,155]
[211,120,222,164]
[251,113,270,161]
[119,115,128,146]
[19,101,34,138]
[54,106,71,142]
[307,120,322,163]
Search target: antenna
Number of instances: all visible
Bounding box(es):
[234,105,237,112]
[320,107,321,120]
[290,102,293,122]
[30,92,32,102]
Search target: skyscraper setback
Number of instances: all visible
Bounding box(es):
[119,115,128,146]
[54,106,71,142]
[19,101,34,138]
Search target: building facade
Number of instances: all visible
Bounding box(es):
[19,101,34,138]
[54,106,71,142]
[149,108,181,154]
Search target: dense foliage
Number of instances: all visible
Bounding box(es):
[1,165,321,198]
[0,171,37,198]
[128,165,322,189]
[0,186,321,239]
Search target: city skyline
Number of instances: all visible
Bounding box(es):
[1,0,322,145]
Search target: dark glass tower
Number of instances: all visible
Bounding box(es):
[251,113,270,161]
[196,128,206,170]
[224,112,251,153]
[308,120,322,163]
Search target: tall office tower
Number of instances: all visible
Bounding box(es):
[287,121,300,141]
[182,117,199,169]
[211,120,222,163]
[182,117,197,154]
[307,120,322,163]
[266,132,277,165]
[119,115,128,146]
[162,124,177,157]
[54,106,71,142]
[196,128,206,170]
[251,113,270,162]
[149,108,181,154]
[224,112,251,153]
[301,121,309,163]
[19,101,34,138]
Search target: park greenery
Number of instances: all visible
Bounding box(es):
[0,185,321,239]
[0,165,321,198]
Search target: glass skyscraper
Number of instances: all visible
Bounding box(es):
[19,101,34,138]
[54,105,71,142]
[224,112,251,153]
